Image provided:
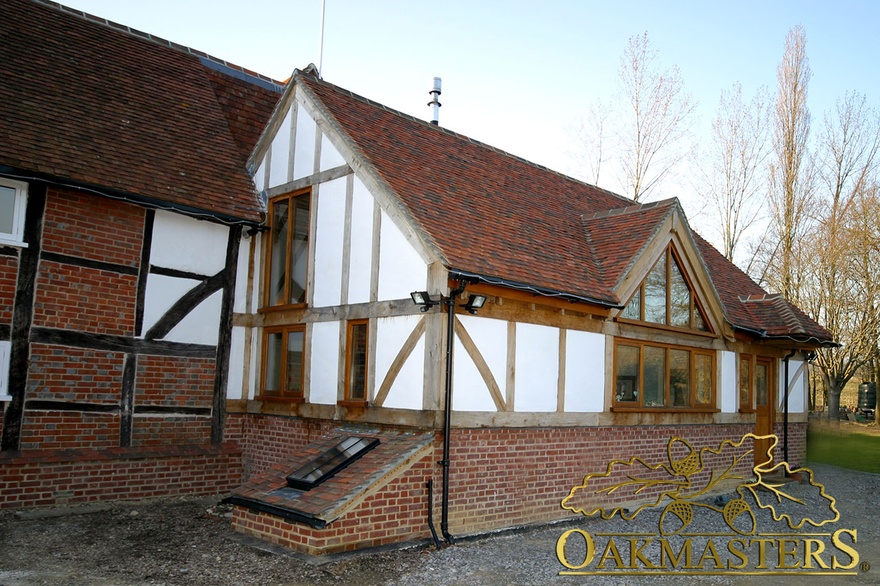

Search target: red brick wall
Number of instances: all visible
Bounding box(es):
[28,344,124,403]
[136,356,214,408]
[32,260,137,335]
[42,189,144,267]
[0,254,17,326]
[20,411,120,450]
[131,416,212,447]
[231,452,434,555]
[230,416,809,550]
[0,443,242,509]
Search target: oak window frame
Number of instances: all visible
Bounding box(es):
[264,188,311,309]
[613,339,716,412]
[340,319,369,406]
[259,325,306,401]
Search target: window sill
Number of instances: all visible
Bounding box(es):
[337,399,368,408]
[0,237,27,249]
[739,408,756,414]
[0,394,12,402]
[612,405,719,414]
[256,395,304,403]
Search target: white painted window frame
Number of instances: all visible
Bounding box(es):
[0,177,28,248]
[0,340,11,401]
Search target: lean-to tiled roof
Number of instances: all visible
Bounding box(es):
[1,0,282,223]
[295,70,832,344]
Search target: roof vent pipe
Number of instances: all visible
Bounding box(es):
[428,77,442,125]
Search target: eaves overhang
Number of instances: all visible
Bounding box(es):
[449,268,622,309]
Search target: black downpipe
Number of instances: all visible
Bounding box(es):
[426,479,442,549]
[440,281,467,545]
[782,350,796,465]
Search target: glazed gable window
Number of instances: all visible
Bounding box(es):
[0,178,28,247]
[265,188,310,307]
[260,326,305,400]
[614,340,714,410]
[620,247,709,332]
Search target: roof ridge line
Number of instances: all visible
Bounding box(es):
[35,0,286,90]
[296,71,634,206]
[581,197,678,222]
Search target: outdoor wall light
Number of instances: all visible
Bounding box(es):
[463,294,487,314]
[410,291,438,311]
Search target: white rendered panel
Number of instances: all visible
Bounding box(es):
[254,159,266,193]
[376,316,424,410]
[227,326,246,400]
[320,134,345,171]
[142,274,199,337]
[269,108,292,187]
[232,238,250,314]
[293,105,317,180]
[453,316,507,411]
[151,211,228,276]
[348,177,374,304]
[312,178,346,307]
[378,210,426,301]
[720,351,737,413]
[166,290,221,345]
[786,359,806,413]
[563,330,605,412]
[310,321,340,405]
[514,323,559,412]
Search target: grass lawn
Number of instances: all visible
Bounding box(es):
[808,422,880,473]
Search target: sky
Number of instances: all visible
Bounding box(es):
[58,0,880,249]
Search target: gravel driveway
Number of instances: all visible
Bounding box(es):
[1,462,879,585]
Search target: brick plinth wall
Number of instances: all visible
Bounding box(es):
[0,443,242,509]
[230,453,435,556]
[227,414,809,553]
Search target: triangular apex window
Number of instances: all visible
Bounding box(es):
[621,247,709,332]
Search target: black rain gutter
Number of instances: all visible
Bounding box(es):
[448,269,622,308]
[222,495,327,529]
[0,166,263,227]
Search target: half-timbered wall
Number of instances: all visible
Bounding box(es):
[0,185,244,508]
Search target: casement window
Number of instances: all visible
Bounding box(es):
[739,354,754,412]
[342,320,369,404]
[0,178,28,247]
[739,354,774,412]
[0,340,11,400]
[260,326,305,400]
[265,188,310,307]
[614,340,715,410]
[620,247,709,332]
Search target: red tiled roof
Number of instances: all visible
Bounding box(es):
[1,0,281,223]
[295,70,833,343]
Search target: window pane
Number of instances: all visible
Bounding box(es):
[644,255,667,324]
[644,346,666,406]
[669,260,690,327]
[694,354,712,405]
[622,289,641,320]
[756,362,768,406]
[264,331,283,395]
[348,323,368,400]
[670,349,689,407]
[268,200,289,306]
[615,345,640,402]
[693,304,708,331]
[740,358,751,408]
[289,196,310,304]
[0,186,15,234]
[287,330,304,394]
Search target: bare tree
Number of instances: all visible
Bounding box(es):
[617,32,696,202]
[568,99,611,186]
[699,83,771,263]
[766,25,814,303]
[807,94,880,418]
